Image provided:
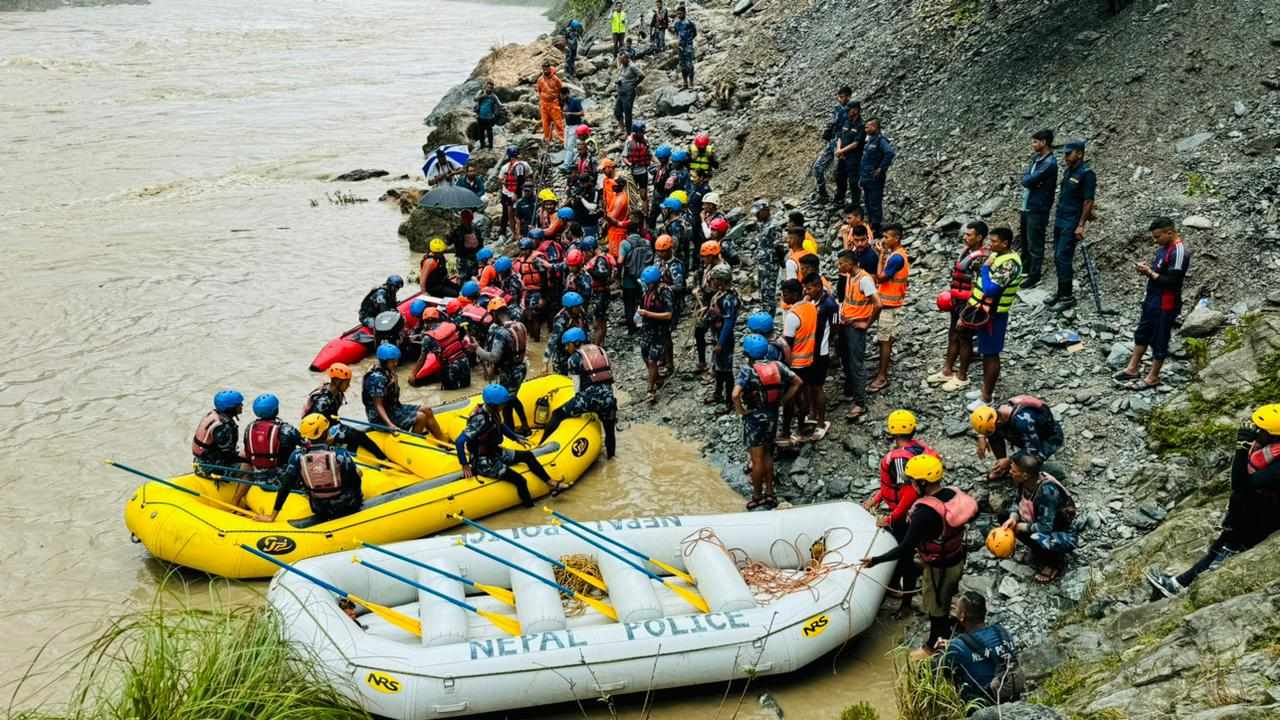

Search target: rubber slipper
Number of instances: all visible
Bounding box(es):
[1034,567,1060,584]
[810,422,831,441]
[1125,379,1160,392]
[867,380,888,393]
[746,496,766,511]
[762,495,779,510]
[1112,370,1140,384]
[846,406,866,420]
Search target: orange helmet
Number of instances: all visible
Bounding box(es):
[487,297,508,313]
[600,158,616,171]
[700,240,721,257]
[327,363,353,381]
[420,307,443,323]
[654,234,674,251]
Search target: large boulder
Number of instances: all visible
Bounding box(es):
[425,108,477,148]
[970,704,1065,720]
[653,85,698,116]
[1179,303,1226,337]
[424,79,482,126]
[399,207,456,253]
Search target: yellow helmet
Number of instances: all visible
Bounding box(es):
[986,527,1016,558]
[970,406,998,435]
[886,409,917,436]
[904,454,944,483]
[1253,404,1280,435]
[299,413,330,441]
[802,237,819,255]
[670,190,689,205]
[429,237,447,254]
[537,188,558,202]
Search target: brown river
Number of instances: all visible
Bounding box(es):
[0,0,897,716]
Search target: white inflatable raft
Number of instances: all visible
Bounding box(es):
[266,501,897,719]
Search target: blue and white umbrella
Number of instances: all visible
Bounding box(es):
[423,144,470,182]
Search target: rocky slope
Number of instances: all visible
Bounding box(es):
[407,1,1280,717]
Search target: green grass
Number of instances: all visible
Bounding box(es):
[892,650,980,720]
[1220,312,1263,354]
[1036,654,1123,708]
[837,701,880,720]
[7,602,370,720]
[1184,172,1219,198]
[1183,337,1210,371]
[1146,348,1280,457]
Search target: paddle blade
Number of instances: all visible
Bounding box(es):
[478,609,523,636]
[565,566,608,594]
[665,580,711,614]
[474,583,517,607]
[578,593,618,621]
[651,558,697,586]
[350,594,422,637]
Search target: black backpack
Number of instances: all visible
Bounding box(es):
[953,626,1024,704]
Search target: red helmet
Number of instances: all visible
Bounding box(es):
[935,290,954,313]
[708,217,730,234]
[694,132,711,149]
[566,248,585,267]
[445,298,463,316]
[575,125,592,139]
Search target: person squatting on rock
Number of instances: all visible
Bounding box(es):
[935,592,1022,707]
[1000,451,1079,583]
[970,394,1066,481]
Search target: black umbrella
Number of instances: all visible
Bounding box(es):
[418,184,484,210]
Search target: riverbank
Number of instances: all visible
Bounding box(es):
[413,0,1280,716]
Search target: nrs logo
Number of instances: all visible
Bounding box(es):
[365,670,402,694]
[800,613,830,638]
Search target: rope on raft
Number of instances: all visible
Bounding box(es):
[555,553,604,616]
[679,526,858,602]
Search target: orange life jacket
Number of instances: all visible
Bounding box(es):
[516,252,545,291]
[750,361,785,408]
[878,249,910,308]
[788,301,818,368]
[915,489,978,565]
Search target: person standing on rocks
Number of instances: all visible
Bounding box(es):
[659,194,692,271]
[965,226,1023,409]
[536,61,564,145]
[735,333,803,511]
[858,118,896,230]
[969,393,1065,481]
[454,164,486,203]
[604,175,631,259]
[813,85,852,205]
[649,0,670,53]
[778,279,816,444]
[560,88,586,170]
[540,327,619,460]
[865,410,937,616]
[1046,140,1096,311]
[673,4,698,88]
[622,121,654,212]
[800,272,838,440]
[620,229,653,335]
[562,19,583,78]
[751,199,782,312]
[835,249,880,420]
[704,264,739,413]
[514,238,550,341]
[637,265,674,403]
[498,147,532,240]
[614,53,645,137]
[868,224,909,393]
[610,1,628,56]
[1018,129,1057,289]
[583,236,616,346]
[546,291,590,374]
[1113,216,1190,391]
[653,234,685,369]
[473,80,502,150]
[1146,404,1280,598]
[861,454,976,660]
[928,220,989,393]
[1000,452,1079,583]
[688,132,717,179]
[692,240,724,373]
[833,102,865,212]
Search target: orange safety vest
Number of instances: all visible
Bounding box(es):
[878,249,910,308]
[788,301,818,368]
[839,269,876,322]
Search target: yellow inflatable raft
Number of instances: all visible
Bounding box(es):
[124,375,602,578]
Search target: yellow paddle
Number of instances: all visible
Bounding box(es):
[354,557,522,636]
[543,507,697,585]
[238,544,421,637]
[458,539,618,621]
[358,540,516,607]
[550,518,710,614]
[448,513,608,593]
[108,460,258,519]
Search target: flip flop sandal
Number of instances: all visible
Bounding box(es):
[1034,567,1060,584]
[810,421,831,441]
[746,496,766,510]
[846,407,866,420]
[867,380,888,393]
[1112,370,1140,384]
[763,494,779,509]
[1125,379,1160,392]
[775,436,795,449]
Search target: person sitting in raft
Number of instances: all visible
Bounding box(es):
[1000,451,1079,583]
[302,363,388,461]
[473,297,531,432]
[359,274,403,328]
[456,384,558,506]
[412,302,473,390]
[192,389,247,481]
[237,393,301,505]
[538,327,617,459]
[255,414,363,523]
[935,591,1021,706]
[420,238,459,298]
[970,394,1066,481]
[362,343,448,441]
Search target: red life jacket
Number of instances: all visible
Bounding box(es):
[627,137,652,167]
[751,361,785,408]
[1249,442,1280,475]
[1017,474,1078,527]
[950,247,988,299]
[577,344,613,384]
[427,322,466,362]
[460,303,493,329]
[516,253,545,291]
[504,320,528,361]
[915,488,978,565]
[244,419,284,470]
[1007,394,1046,412]
[878,440,939,511]
[588,254,615,292]
[191,410,226,458]
[466,405,503,457]
[299,449,344,500]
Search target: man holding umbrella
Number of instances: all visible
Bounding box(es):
[424,144,470,186]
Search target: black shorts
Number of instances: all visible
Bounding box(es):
[795,357,828,386]
[1135,304,1179,360]
[630,171,649,189]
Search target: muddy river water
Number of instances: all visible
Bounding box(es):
[0,0,897,715]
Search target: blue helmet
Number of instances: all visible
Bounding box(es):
[661,197,683,211]
[654,144,673,160]
[631,120,647,133]
[376,342,402,362]
[386,274,404,289]
[410,299,428,318]
[570,19,583,30]
[482,383,511,405]
[213,390,244,413]
[743,334,769,360]
[671,149,690,163]
[252,393,279,419]
[461,281,480,298]
[556,207,575,221]
[506,146,519,158]
[477,247,494,262]
[495,256,513,272]
[519,238,536,250]
[562,327,588,346]
[562,291,584,308]
[746,312,774,334]
[529,228,546,240]
[580,235,598,250]
[641,265,661,285]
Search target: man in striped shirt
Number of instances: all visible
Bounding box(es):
[1114,217,1190,390]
